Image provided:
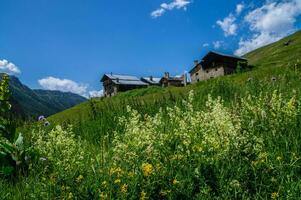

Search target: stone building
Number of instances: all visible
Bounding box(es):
[101,74,148,97]
[159,72,187,87]
[189,51,247,84]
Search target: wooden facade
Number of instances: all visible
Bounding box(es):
[189,51,247,84]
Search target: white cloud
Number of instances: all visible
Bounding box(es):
[216,14,237,36]
[151,0,191,18]
[0,59,21,75]
[235,32,282,55]
[38,76,88,97]
[89,90,104,98]
[203,43,210,47]
[235,0,301,55]
[236,3,244,15]
[38,76,104,98]
[213,41,223,49]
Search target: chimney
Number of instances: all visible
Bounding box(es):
[164,72,170,79]
[194,60,199,66]
[149,76,153,81]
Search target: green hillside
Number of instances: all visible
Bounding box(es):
[245,30,301,68]
[3,31,301,199]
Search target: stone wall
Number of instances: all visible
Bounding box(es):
[190,65,225,83]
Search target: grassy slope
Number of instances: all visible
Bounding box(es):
[48,30,301,142]
[245,30,301,68]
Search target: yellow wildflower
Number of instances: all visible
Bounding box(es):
[142,163,153,177]
[271,192,279,199]
[159,190,171,197]
[114,179,121,184]
[100,191,107,200]
[68,192,73,199]
[121,184,128,193]
[276,156,282,161]
[76,174,84,183]
[172,179,179,185]
[101,181,107,187]
[140,191,146,200]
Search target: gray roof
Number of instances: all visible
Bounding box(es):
[104,74,141,81]
[102,74,148,86]
[209,51,247,60]
[112,79,148,86]
[141,77,161,85]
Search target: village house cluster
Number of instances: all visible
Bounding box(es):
[101,51,247,97]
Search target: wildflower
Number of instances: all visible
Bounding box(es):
[68,192,73,199]
[76,174,84,183]
[142,163,153,177]
[230,180,241,188]
[271,177,277,183]
[114,179,121,184]
[44,121,50,127]
[120,184,128,193]
[40,157,47,161]
[159,190,171,197]
[100,191,107,200]
[101,181,107,187]
[38,115,45,121]
[271,192,279,199]
[276,156,282,161]
[128,172,135,177]
[172,179,179,185]
[140,191,146,200]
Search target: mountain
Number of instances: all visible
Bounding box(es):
[0,73,86,119]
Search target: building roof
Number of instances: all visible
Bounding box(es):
[189,51,247,73]
[141,77,161,85]
[207,51,247,61]
[101,74,148,86]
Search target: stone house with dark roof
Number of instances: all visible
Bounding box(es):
[101,74,148,97]
[189,51,247,84]
[159,72,187,87]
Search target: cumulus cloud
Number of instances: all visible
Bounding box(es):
[89,90,104,98]
[216,2,245,37]
[213,41,223,49]
[236,3,244,15]
[235,0,301,55]
[38,76,89,97]
[0,59,21,75]
[216,14,238,36]
[151,0,191,18]
[203,43,210,47]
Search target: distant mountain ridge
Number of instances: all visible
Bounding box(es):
[0,73,86,119]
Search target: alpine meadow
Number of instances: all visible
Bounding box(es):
[2,1,301,200]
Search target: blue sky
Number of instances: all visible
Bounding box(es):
[1,0,301,97]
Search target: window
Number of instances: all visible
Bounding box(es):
[210,77,214,79]
[196,72,199,76]
[206,70,209,73]
[197,79,200,82]
[215,68,218,71]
